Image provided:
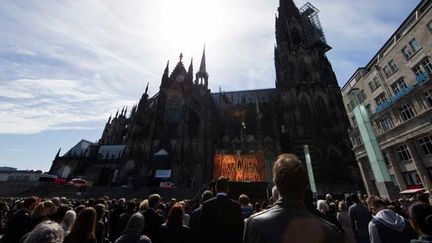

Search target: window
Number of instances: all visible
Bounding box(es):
[413,58,432,76]
[425,89,432,107]
[383,152,390,166]
[396,144,412,161]
[399,103,416,121]
[357,90,367,102]
[378,115,395,132]
[402,38,421,59]
[409,39,421,52]
[391,78,408,95]
[418,135,432,156]
[402,171,422,186]
[368,77,381,92]
[383,61,398,77]
[375,93,387,106]
[347,102,353,112]
[388,60,398,71]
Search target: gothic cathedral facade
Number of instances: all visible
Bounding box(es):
[49,0,360,194]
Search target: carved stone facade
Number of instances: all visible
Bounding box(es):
[49,0,359,194]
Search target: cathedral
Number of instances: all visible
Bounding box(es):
[49,0,360,194]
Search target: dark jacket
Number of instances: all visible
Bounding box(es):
[143,208,163,243]
[368,209,417,243]
[198,194,244,243]
[115,234,152,243]
[160,224,190,243]
[188,207,202,243]
[1,208,32,243]
[243,198,344,243]
[349,203,372,243]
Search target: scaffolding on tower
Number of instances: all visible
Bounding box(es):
[299,2,332,52]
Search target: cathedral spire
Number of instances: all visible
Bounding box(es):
[145,82,149,95]
[187,58,194,84]
[163,60,169,77]
[195,46,209,87]
[107,114,112,124]
[161,60,169,87]
[115,109,119,118]
[55,148,61,159]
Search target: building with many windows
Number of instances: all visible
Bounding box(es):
[341,0,432,194]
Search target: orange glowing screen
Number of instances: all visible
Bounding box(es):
[213,153,266,182]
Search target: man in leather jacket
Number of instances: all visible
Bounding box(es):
[243,154,343,243]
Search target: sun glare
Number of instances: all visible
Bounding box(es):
[156,0,228,57]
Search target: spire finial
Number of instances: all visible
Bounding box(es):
[199,47,206,73]
[145,82,149,95]
[179,53,183,62]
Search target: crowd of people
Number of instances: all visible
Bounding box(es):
[0,153,431,243]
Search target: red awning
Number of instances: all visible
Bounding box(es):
[399,188,425,194]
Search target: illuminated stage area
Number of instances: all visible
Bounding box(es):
[213,153,266,182]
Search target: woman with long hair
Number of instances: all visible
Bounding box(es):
[115,212,151,243]
[64,207,97,243]
[160,203,190,243]
[60,210,76,237]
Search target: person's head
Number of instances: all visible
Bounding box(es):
[273,154,307,200]
[61,210,76,233]
[271,186,280,202]
[317,200,329,213]
[415,193,430,204]
[148,194,161,209]
[69,207,96,241]
[338,201,348,212]
[118,198,126,208]
[24,220,64,243]
[126,200,137,213]
[166,203,184,226]
[325,194,333,201]
[201,190,213,204]
[123,213,145,235]
[215,177,229,193]
[23,197,38,211]
[139,199,149,212]
[51,197,61,207]
[409,202,432,235]
[238,194,250,207]
[43,201,58,218]
[350,193,361,204]
[94,203,106,221]
[366,195,386,215]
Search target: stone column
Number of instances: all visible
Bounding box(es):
[385,147,407,191]
[357,158,378,196]
[406,139,432,191]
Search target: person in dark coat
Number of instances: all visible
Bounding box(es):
[349,194,372,243]
[409,202,432,243]
[189,190,213,243]
[143,194,163,243]
[115,213,151,243]
[160,203,190,243]
[116,200,137,239]
[198,177,244,243]
[1,197,37,243]
[243,154,343,243]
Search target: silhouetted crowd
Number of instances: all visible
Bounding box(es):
[0,154,431,243]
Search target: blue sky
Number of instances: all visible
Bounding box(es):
[0,0,420,171]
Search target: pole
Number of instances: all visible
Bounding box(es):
[304,145,317,195]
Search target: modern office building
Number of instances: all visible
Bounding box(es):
[342,0,432,194]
